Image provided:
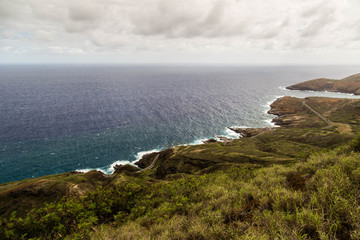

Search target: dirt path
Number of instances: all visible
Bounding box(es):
[303,100,333,128]
[137,154,160,173]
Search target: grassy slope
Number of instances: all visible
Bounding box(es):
[91,148,360,240]
[2,144,359,239]
[0,170,114,216]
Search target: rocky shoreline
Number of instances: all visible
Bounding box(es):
[228,127,275,138]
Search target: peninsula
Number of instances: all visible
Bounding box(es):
[287,73,360,95]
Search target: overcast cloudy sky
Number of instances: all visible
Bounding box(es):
[1,0,360,64]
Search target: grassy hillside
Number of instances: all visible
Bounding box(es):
[92,144,360,240]
[0,96,359,239]
[1,141,360,239]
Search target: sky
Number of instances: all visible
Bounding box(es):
[1,0,360,65]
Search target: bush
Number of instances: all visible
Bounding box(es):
[350,134,360,152]
[0,180,146,239]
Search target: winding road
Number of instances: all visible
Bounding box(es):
[137,154,160,173]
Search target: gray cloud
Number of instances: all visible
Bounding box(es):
[1,0,360,64]
[130,0,251,38]
[68,1,100,22]
[34,29,54,42]
[29,1,66,22]
[300,5,336,37]
[301,1,324,18]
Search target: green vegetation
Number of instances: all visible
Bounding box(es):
[1,143,360,239]
[0,170,112,217]
[350,135,360,152]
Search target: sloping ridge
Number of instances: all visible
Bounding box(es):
[286,73,360,95]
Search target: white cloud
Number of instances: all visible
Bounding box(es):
[48,46,85,54]
[68,1,100,22]
[0,0,360,64]
[1,30,18,39]
[1,46,28,54]
[34,29,54,41]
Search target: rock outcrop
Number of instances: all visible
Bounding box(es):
[229,127,275,138]
[113,164,140,174]
[135,149,173,170]
[203,138,217,144]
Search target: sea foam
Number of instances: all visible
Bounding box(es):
[134,149,162,163]
[76,160,134,174]
[264,119,278,127]
[75,168,106,174]
[224,126,249,139]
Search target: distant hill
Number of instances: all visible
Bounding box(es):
[286,73,360,95]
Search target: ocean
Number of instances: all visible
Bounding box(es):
[0,65,359,184]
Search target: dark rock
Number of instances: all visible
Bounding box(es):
[135,152,159,169]
[217,136,233,141]
[135,149,173,169]
[229,127,275,138]
[203,138,217,144]
[113,164,139,174]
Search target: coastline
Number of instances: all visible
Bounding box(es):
[71,89,360,175]
[75,100,276,175]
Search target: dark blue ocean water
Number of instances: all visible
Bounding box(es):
[1,65,359,183]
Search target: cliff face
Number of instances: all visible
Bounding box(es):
[286,73,360,95]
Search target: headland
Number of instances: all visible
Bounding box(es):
[287,73,360,95]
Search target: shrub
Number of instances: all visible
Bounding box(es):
[350,134,360,152]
